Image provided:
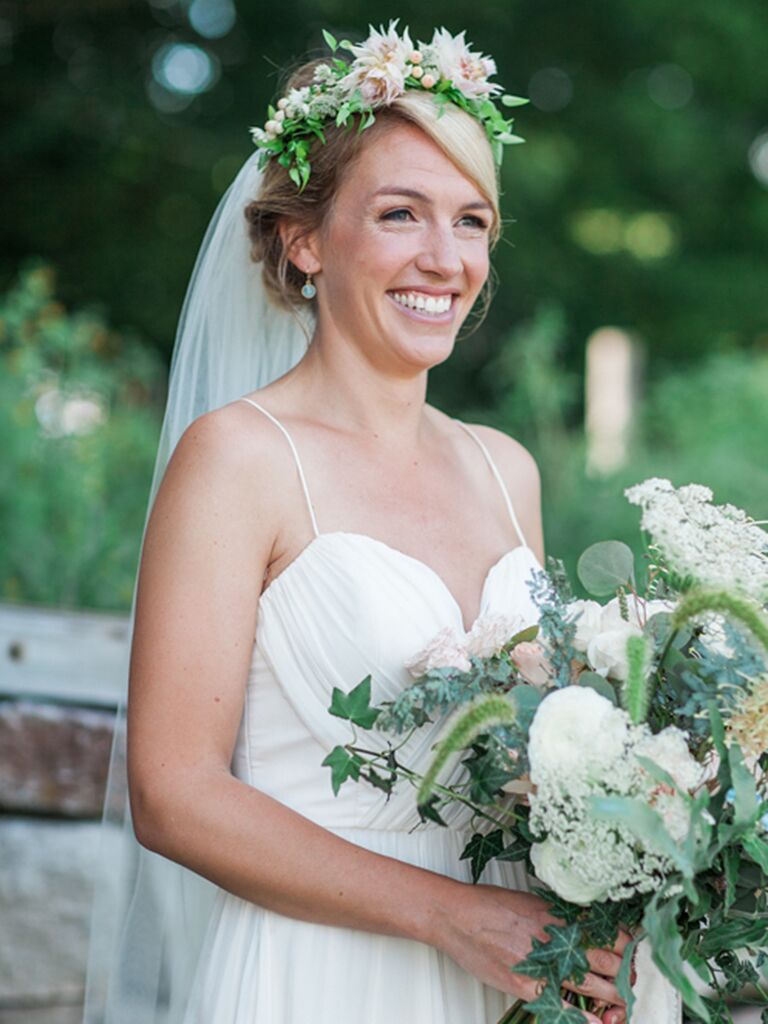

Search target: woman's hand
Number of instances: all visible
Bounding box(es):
[428,883,629,1024]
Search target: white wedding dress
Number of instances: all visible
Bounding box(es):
[180,397,681,1024]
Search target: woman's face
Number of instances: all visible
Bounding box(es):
[306,122,494,374]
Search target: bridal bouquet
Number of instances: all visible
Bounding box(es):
[323,479,768,1023]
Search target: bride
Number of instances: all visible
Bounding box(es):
[84,23,677,1024]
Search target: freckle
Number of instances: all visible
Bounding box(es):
[214,696,221,703]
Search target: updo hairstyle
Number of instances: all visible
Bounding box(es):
[244,60,501,311]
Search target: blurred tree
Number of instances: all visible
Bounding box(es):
[2,0,768,405]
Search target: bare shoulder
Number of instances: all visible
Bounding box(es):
[460,422,545,562]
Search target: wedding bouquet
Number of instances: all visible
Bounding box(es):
[323,479,768,1023]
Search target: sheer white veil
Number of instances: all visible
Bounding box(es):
[82,148,314,1023]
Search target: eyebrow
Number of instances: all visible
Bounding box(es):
[370,186,492,212]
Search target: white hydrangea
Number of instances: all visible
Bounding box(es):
[635,726,705,792]
[625,477,768,601]
[284,86,312,119]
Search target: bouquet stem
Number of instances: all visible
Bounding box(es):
[495,1002,536,1024]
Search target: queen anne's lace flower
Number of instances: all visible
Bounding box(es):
[625,477,768,601]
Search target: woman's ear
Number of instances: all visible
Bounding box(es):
[277,220,321,276]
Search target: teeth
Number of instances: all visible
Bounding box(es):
[392,292,452,315]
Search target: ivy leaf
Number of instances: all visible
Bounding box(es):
[417,793,448,827]
[462,746,516,803]
[321,745,363,796]
[494,834,529,863]
[514,922,590,987]
[329,675,380,728]
[523,968,587,1022]
[460,829,505,883]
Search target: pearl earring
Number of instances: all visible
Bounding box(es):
[301,273,317,300]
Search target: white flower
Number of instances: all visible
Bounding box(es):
[340,20,413,105]
[635,726,705,792]
[284,86,312,119]
[651,791,692,844]
[625,477,768,601]
[509,641,552,687]
[528,686,630,778]
[531,838,611,905]
[404,625,471,678]
[427,27,502,98]
[586,621,643,682]
[566,599,603,653]
[465,612,525,659]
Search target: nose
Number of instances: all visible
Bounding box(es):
[414,222,463,280]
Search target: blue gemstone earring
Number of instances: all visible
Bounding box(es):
[301,273,317,300]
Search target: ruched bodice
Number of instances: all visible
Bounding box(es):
[182,398,681,1024]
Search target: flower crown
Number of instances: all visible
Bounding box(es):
[249,20,528,191]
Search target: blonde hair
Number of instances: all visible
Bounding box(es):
[244,61,501,311]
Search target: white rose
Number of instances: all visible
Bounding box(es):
[404,626,471,678]
[565,599,603,653]
[635,726,704,792]
[601,596,674,632]
[586,621,643,681]
[466,612,525,659]
[531,838,611,905]
[528,686,630,778]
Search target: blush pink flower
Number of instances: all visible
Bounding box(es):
[466,612,526,659]
[341,20,413,105]
[404,625,471,678]
[509,641,553,688]
[428,28,502,99]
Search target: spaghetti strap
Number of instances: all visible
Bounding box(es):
[238,397,320,538]
[454,420,528,549]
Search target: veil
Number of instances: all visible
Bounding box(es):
[82,148,314,1023]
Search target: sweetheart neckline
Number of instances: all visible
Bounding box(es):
[259,530,541,634]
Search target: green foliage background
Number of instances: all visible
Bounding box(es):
[2,0,767,610]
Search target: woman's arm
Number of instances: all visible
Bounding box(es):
[126,406,618,1022]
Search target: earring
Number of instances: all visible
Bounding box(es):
[301,273,317,300]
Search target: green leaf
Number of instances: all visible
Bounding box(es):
[494,834,530,863]
[577,540,635,596]
[321,745,363,796]
[463,747,517,803]
[502,94,530,106]
[643,894,711,1020]
[742,832,768,871]
[322,28,338,52]
[328,675,380,728]
[288,165,302,188]
[588,796,694,876]
[338,38,354,51]
[616,934,641,1023]
[417,793,448,827]
[496,132,526,144]
[577,670,619,704]
[515,921,590,986]
[460,829,505,883]
[728,742,758,826]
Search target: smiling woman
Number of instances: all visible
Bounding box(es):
[82,22,658,1024]
[245,78,500,312]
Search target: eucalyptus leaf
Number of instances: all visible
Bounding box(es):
[577,540,635,596]
[577,670,619,704]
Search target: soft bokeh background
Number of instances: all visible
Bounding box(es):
[2,0,768,606]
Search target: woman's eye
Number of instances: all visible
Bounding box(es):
[458,214,489,230]
[381,208,414,222]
